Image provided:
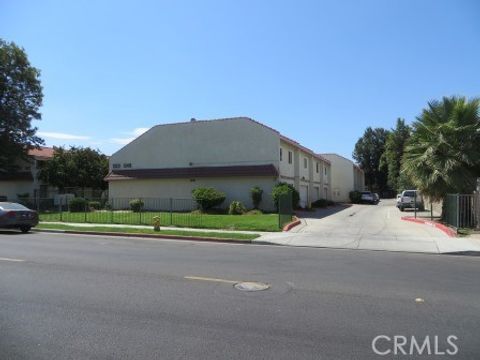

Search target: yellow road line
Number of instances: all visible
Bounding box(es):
[184,276,238,284]
[0,257,25,262]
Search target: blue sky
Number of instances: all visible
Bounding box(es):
[1,0,479,159]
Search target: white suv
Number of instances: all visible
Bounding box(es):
[397,190,424,212]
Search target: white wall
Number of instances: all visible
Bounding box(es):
[110,118,280,170]
[322,154,356,202]
[109,176,277,211]
[278,141,295,178]
[299,152,310,181]
[0,181,35,201]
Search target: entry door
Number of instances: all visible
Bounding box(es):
[300,185,308,208]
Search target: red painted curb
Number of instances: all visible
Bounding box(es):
[401,217,457,237]
[34,229,252,243]
[283,218,301,232]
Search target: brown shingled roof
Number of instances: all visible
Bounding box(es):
[105,164,278,181]
[28,147,54,159]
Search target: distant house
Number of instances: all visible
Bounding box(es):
[105,117,332,210]
[319,153,365,203]
[0,147,55,201]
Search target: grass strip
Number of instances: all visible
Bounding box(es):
[35,223,259,241]
[39,211,281,232]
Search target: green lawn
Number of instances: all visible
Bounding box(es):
[39,211,281,232]
[35,223,260,241]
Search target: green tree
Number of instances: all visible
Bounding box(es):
[250,186,263,209]
[39,147,109,190]
[272,182,300,209]
[353,127,390,192]
[192,187,226,211]
[379,118,412,192]
[0,39,44,172]
[402,96,480,203]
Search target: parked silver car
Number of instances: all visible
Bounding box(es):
[0,202,38,233]
[397,190,425,212]
[361,191,376,204]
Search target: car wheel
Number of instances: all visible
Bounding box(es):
[399,206,404,212]
[20,226,31,233]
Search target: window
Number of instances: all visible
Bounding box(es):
[112,163,121,169]
[288,151,292,164]
[324,167,328,176]
[123,163,132,168]
[316,162,319,173]
[304,158,307,169]
[279,148,283,161]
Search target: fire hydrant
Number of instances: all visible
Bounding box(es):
[152,216,161,232]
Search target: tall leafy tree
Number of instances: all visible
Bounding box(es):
[39,147,109,190]
[402,96,480,202]
[0,39,43,172]
[353,127,390,192]
[379,118,412,192]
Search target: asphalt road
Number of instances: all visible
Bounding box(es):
[1,231,479,359]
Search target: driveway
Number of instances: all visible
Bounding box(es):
[257,199,480,253]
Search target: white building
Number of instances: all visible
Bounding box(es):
[0,147,54,201]
[319,153,365,203]
[106,117,332,210]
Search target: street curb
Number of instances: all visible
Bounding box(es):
[401,217,457,237]
[33,229,252,244]
[283,217,301,232]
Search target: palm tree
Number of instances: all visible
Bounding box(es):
[402,96,480,205]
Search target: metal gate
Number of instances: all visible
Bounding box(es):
[278,192,293,229]
[444,193,480,229]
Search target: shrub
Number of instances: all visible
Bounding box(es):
[272,182,300,209]
[312,199,329,208]
[192,187,226,211]
[250,186,263,209]
[228,201,247,215]
[88,201,101,210]
[129,198,144,212]
[17,192,30,200]
[349,191,362,204]
[69,197,88,212]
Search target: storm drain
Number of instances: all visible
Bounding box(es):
[234,282,270,292]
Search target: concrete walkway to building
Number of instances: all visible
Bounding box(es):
[256,199,480,254]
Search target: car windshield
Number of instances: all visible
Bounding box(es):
[0,202,30,211]
[404,191,415,197]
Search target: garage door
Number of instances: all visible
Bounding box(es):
[300,185,308,208]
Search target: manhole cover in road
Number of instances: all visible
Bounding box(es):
[234,282,270,292]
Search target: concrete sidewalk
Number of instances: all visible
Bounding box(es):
[255,231,480,253]
[39,221,274,235]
